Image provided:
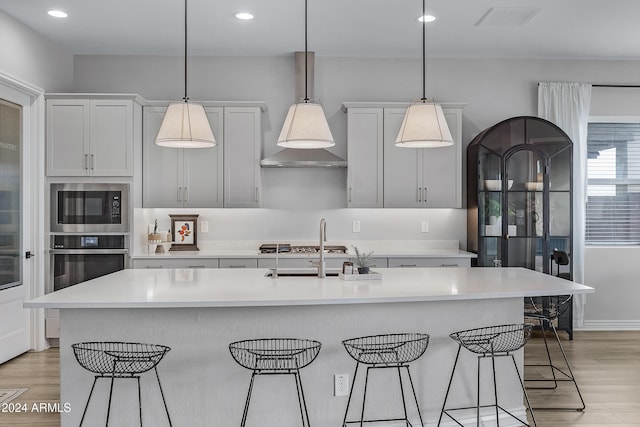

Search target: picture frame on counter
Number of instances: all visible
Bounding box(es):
[169,214,199,251]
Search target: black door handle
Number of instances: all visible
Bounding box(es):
[25,251,34,259]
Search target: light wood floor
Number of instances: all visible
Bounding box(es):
[0,331,638,426]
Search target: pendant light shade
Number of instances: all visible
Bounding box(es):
[154,0,215,148]
[396,0,452,148]
[278,102,334,148]
[155,102,216,148]
[278,0,334,149]
[395,101,453,148]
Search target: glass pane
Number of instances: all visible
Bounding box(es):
[479,148,502,189]
[508,186,544,237]
[0,99,21,291]
[550,192,571,236]
[507,237,545,272]
[481,192,502,236]
[478,237,503,267]
[506,149,545,192]
[525,117,571,156]
[480,117,525,155]
[549,146,572,191]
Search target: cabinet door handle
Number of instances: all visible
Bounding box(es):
[417,187,422,202]
[440,263,459,267]
[255,187,259,202]
[349,187,352,203]
[84,154,89,170]
[184,187,189,202]
[188,265,205,268]
[144,266,163,269]
[228,265,247,268]
[423,188,427,205]
[90,154,95,170]
[399,264,417,268]
[177,187,182,202]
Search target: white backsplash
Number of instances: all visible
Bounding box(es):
[133,208,467,255]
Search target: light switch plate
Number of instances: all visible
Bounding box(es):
[352,220,361,233]
[421,220,429,233]
[201,221,209,233]
[334,374,349,396]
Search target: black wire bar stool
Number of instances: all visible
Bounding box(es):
[438,324,537,427]
[71,342,172,427]
[524,295,586,411]
[228,338,322,427]
[341,333,429,427]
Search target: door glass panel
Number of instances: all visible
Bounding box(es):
[506,149,545,192]
[480,117,525,155]
[0,99,21,291]
[481,192,502,236]
[549,146,571,191]
[479,237,503,267]
[479,148,502,189]
[508,187,544,237]
[507,237,545,272]
[550,192,571,236]
[526,118,571,156]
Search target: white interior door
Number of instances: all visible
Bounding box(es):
[0,92,31,363]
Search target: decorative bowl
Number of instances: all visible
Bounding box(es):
[525,182,543,191]
[484,180,513,191]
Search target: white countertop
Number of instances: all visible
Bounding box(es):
[25,267,593,309]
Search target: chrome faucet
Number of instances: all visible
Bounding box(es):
[318,218,327,278]
[270,243,279,279]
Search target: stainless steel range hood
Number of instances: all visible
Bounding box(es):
[260,148,346,168]
[261,52,346,168]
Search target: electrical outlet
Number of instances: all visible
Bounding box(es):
[352,220,361,233]
[421,220,429,233]
[201,221,209,233]
[334,374,349,396]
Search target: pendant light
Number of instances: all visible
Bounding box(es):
[155,0,215,148]
[395,0,453,148]
[277,0,334,149]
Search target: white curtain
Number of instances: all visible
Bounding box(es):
[537,82,591,327]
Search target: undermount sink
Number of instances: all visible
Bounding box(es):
[264,268,341,277]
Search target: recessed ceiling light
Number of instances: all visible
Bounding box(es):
[235,12,254,20]
[48,10,68,18]
[418,14,436,23]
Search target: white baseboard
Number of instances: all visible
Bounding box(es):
[579,320,640,330]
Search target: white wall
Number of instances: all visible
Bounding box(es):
[73,54,640,326]
[0,10,73,91]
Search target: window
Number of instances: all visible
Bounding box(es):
[586,117,640,244]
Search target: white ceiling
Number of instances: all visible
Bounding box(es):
[1,0,639,59]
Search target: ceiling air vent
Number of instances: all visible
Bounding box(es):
[476,7,542,27]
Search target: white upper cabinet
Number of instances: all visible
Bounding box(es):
[46,96,138,176]
[223,106,262,208]
[347,108,384,208]
[344,102,463,209]
[143,103,263,208]
[143,105,224,208]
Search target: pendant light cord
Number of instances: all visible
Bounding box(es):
[304,0,309,102]
[421,0,426,102]
[183,0,189,102]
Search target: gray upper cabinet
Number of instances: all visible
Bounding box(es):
[143,105,224,208]
[46,96,139,176]
[344,103,463,209]
[347,108,384,208]
[223,106,262,208]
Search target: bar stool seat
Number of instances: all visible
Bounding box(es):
[438,324,536,427]
[71,341,172,427]
[341,333,429,427]
[229,338,321,427]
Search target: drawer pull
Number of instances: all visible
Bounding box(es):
[188,265,206,268]
[144,266,163,269]
[399,264,417,268]
[228,265,247,269]
[440,264,459,267]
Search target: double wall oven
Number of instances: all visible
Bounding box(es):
[47,184,129,338]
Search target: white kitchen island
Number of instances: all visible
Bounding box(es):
[25,267,593,427]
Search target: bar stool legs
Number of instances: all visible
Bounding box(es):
[525,317,586,411]
[438,324,537,427]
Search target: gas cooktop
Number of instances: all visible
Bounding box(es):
[259,244,348,254]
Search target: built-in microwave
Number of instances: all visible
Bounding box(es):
[50,183,129,233]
